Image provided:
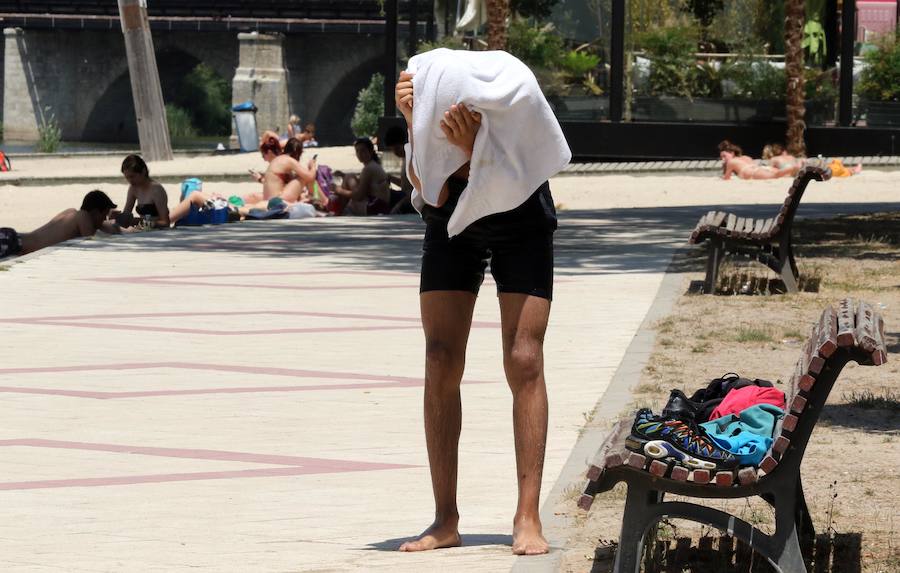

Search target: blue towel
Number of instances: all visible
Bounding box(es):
[700,404,784,466]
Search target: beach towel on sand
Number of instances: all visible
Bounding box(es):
[405,48,571,237]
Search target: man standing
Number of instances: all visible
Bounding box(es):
[394,49,571,556]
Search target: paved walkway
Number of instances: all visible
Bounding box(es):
[1,198,896,572]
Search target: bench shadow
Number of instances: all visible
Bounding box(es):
[592,532,863,572]
[62,201,899,278]
[819,404,900,432]
[363,533,513,551]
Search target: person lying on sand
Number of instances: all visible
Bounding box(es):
[1,190,122,259]
[761,143,805,176]
[718,140,795,180]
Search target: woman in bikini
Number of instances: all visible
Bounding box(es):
[119,155,170,228]
[718,140,794,180]
[762,143,805,175]
[168,138,319,225]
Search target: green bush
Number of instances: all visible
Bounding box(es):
[508,20,566,69]
[351,73,384,138]
[637,24,700,97]
[176,63,232,136]
[561,50,600,76]
[727,60,786,100]
[858,33,900,102]
[37,110,62,153]
[166,104,198,139]
[805,67,837,102]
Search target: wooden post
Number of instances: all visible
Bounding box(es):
[117,0,172,161]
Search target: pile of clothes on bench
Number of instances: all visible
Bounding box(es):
[625,373,785,471]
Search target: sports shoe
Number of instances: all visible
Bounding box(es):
[625,408,738,471]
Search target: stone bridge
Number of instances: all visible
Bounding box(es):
[1,26,388,146]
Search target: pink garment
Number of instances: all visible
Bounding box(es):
[709,385,786,420]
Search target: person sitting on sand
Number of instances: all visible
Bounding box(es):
[117,154,170,228]
[330,138,391,216]
[302,123,318,148]
[249,136,317,202]
[1,190,121,259]
[718,140,794,180]
[169,139,319,225]
[761,143,805,176]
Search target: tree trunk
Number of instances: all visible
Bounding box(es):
[784,0,806,156]
[486,0,510,51]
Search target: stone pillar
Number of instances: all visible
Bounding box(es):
[232,32,290,140]
[3,28,40,140]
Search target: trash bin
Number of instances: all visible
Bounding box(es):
[232,101,259,152]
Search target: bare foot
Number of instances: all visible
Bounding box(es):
[512,517,549,555]
[853,163,863,175]
[398,520,461,552]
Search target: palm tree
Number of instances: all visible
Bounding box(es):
[486,0,510,50]
[784,0,806,156]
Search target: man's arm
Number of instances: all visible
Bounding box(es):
[99,221,123,234]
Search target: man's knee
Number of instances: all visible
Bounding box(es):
[425,338,466,375]
[504,342,544,386]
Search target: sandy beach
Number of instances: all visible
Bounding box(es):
[1,148,897,232]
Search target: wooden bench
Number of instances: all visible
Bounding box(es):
[689,166,831,294]
[578,298,888,573]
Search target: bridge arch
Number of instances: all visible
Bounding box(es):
[82,46,233,142]
[313,55,386,146]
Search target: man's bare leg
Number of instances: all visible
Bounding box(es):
[499,293,551,555]
[399,290,477,552]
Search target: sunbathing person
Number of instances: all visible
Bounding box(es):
[330,138,391,215]
[762,143,805,175]
[169,140,318,225]
[1,190,121,259]
[117,154,170,228]
[718,140,794,180]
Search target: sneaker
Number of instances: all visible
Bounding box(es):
[625,408,738,471]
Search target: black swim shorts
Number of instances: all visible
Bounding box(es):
[420,177,557,300]
[0,227,22,259]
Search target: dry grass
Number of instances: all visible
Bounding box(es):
[560,212,900,573]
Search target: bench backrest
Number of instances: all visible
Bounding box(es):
[767,165,831,239]
[760,298,887,478]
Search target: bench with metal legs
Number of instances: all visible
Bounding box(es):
[579,299,888,572]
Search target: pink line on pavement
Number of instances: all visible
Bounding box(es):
[0,309,500,334]
[19,320,420,336]
[0,439,416,490]
[0,362,497,399]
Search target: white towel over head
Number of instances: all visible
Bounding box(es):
[405,48,571,237]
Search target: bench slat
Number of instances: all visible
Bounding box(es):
[855,300,879,354]
[790,394,808,414]
[782,414,799,433]
[714,471,734,487]
[814,305,838,361]
[773,435,791,457]
[689,469,710,484]
[873,313,888,366]
[760,456,778,474]
[711,211,727,227]
[649,460,668,477]
[837,298,857,347]
[738,467,759,485]
[670,466,689,481]
[798,338,817,392]
[726,214,738,233]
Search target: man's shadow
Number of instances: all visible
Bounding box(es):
[364,533,514,551]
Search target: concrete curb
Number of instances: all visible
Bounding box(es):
[510,256,689,573]
[3,157,897,187]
